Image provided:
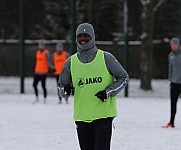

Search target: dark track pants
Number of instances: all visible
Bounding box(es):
[169,82,181,125]
[33,74,47,98]
[75,117,114,150]
[54,75,62,101]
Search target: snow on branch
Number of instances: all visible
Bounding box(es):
[140,0,151,6]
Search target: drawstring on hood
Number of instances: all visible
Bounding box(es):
[76,23,97,52]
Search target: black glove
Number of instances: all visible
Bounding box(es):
[52,68,56,73]
[58,85,71,100]
[95,90,107,102]
[64,85,71,96]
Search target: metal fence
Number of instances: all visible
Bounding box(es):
[0,39,170,78]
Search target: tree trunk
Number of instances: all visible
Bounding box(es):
[140,1,154,90]
[87,0,93,23]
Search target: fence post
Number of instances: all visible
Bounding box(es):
[19,0,25,93]
[71,0,76,55]
[124,0,129,97]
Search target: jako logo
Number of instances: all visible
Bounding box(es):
[78,77,102,87]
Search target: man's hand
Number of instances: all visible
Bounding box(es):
[95,90,108,102]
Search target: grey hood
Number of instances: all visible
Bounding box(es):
[170,37,181,54]
[76,23,97,52]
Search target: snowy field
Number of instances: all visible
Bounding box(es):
[0,77,181,150]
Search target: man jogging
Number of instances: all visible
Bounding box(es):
[58,23,129,150]
[163,37,181,128]
[33,40,51,104]
[52,42,69,103]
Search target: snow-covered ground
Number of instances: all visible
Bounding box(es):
[0,77,181,150]
[0,77,170,98]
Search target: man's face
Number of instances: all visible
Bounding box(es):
[171,43,179,51]
[56,47,63,52]
[38,44,45,50]
[77,33,91,45]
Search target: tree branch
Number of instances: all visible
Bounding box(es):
[153,0,167,12]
